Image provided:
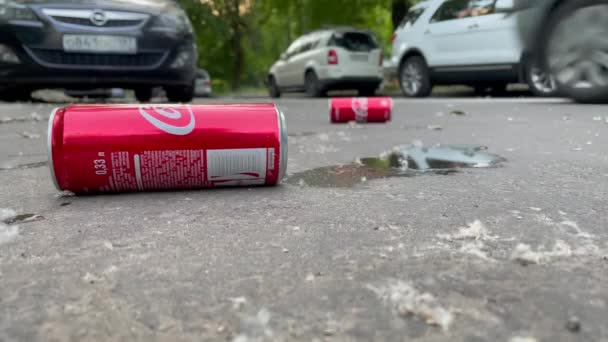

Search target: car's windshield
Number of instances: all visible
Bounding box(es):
[400,7,426,28]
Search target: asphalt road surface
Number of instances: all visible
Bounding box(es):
[1,94,607,342]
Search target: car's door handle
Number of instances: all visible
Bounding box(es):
[467,23,480,30]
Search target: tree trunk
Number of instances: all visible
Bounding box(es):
[391,0,410,31]
[230,0,243,91]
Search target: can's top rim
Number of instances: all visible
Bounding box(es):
[47,108,62,192]
[276,105,288,183]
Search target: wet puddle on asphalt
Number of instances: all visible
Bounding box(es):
[2,213,45,225]
[286,145,506,188]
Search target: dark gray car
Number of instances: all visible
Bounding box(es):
[0,0,197,103]
[517,0,608,103]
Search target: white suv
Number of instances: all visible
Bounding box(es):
[267,28,384,97]
[388,0,558,97]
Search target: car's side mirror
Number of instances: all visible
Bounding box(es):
[280,53,288,61]
[495,0,515,12]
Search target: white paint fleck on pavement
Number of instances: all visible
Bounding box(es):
[0,208,19,245]
[511,240,573,265]
[368,280,454,331]
[437,220,498,241]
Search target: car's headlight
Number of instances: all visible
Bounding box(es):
[0,0,38,22]
[157,8,193,33]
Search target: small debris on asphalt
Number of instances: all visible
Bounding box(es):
[593,116,602,121]
[529,207,542,212]
[562,116,572,121]
[427,125,443,131]
[368,280,453,331]
[60,202,72,207]
[509,337,538,342]
[2,213,44,225]
[566,316,581,333]
[435,111,445,117]
[450,110,466,116]
[511,240,572,266]
[229,297,248,310]
[0,208,19,245]
[30,112,42,121]
[507,117,514,122]
[19,132,41,139]
[571,146,583,152]
[438,220,497,241]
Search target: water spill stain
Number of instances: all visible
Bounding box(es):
[287,145,505,188]
[0,161,48,171]
[3,214,45,225]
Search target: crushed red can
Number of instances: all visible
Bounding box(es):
[47,103,287,194]
[329,97,393,123]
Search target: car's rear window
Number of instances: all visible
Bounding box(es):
[328,32,378,52]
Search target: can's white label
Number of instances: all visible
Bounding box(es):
[351,98,369,122]
[139,105,195,136]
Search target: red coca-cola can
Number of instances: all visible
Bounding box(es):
[47,103,288,194]
[329,97,393,123]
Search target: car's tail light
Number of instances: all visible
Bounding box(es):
[328,49,339,65]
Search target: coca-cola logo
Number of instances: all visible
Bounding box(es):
[139,105,195,136]
[351,98,368,122]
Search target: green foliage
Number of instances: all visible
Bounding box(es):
[178,0,408,89]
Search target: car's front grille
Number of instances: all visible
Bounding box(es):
[41,9,149,29]
[27,48,166,69]
[51,16,143,28]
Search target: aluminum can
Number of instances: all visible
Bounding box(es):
[329,97,393,123]
[48,103,288,194]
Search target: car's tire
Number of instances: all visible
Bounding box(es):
[541,0,608,103]
[0,87,31,102]
[358,86,377,97]
[525,61,560,97]
[165,83,195,103]
[135,88,153,103]
[304,70,323,97]
[268,76,281,98]
[399,56,432,97]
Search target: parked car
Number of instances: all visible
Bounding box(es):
[387,0,558,97]
[194,69,212,97]
[267,27,384,97]
[517,0,608,103]
[0,0,197,103]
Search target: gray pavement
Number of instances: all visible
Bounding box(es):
[1,94,607,341]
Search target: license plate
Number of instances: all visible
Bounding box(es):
[350,54,369,62]
[63,35,137,54]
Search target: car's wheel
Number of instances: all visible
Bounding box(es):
[268,76,281,98]
[135,88,153,103]
[525,61,560,97]
[165,83,195,103]
[358,86,377,97]
[0,87,31,102]
[304,70,323,97]
[399,56,432,97]
[542,0,608,103]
